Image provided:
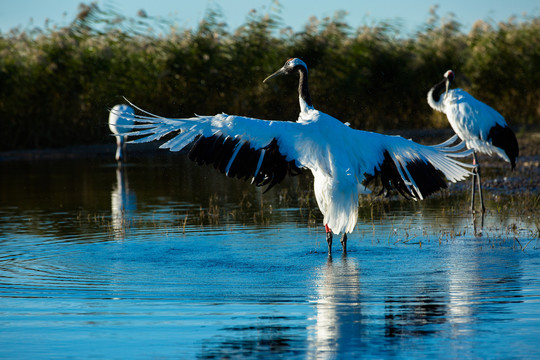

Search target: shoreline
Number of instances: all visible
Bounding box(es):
[1,131,538,196]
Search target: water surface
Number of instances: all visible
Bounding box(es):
[1,156,539,359]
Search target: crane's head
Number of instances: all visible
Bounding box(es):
[444,70,455,82]
[263,58,308,83]
[443,70,455,98]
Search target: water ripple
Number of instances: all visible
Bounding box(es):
[1,158,539,359]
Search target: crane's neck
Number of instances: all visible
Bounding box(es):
[427,78,447,113]
[297,66,313,113]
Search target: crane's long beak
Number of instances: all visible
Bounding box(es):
[444,79,450,99]
[263,67,286,83]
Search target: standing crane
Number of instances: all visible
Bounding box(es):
[108,104,135,162]
[118,59,474,254]
[427,70,519,212]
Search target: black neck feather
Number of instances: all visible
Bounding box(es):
[430,78,447,103]
[297,66,313,107]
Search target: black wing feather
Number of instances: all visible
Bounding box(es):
[363,150,448,199]
[187,134,301,191]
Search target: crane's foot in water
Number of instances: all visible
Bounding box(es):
[326,232,333,255]
[341,233,347,253]
[325,224,333,255]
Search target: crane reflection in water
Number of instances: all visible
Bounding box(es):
[110,164,137,239]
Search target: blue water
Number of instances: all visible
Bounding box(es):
[0,157,539,359]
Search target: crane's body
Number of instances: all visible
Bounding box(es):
[109,104,135,162]
[427,70,518,212]
[117,59,475,253]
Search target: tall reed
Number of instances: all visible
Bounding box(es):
[1,4,538,150]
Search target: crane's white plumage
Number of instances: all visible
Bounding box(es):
[115,59,475,252]
[109,104,135,161]
[427,70,519,211]
[126,107,472,234]
[123,75,473,234]
[427,70,518,165]
[429,89,507,159]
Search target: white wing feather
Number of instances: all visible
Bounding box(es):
[119,102,474,234]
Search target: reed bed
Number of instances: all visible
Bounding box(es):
[1,3,539,150]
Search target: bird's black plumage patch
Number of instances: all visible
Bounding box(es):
[403,159,448,198]
[188,134,301,192]
[363,150,447,199]
[487,124,519,169]
[363,151,412,198]
[429,78,447,103]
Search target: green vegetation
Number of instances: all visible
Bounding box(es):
[1,3,539,150]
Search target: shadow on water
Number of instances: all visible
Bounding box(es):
[0,155,539,358]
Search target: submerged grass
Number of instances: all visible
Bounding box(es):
[96,181,539,251]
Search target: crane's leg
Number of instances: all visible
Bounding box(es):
[340,233,347,253]
[473,211,485,237]
[475,156,485,213]
[122,135,128,162]
[325,224,333,255]
[115,136,124,162]
[471,152,485,213]
[470,152,477,212]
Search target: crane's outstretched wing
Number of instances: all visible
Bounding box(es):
[113,103,474,200]
[357,130,475,200]
[115,104,304,192]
